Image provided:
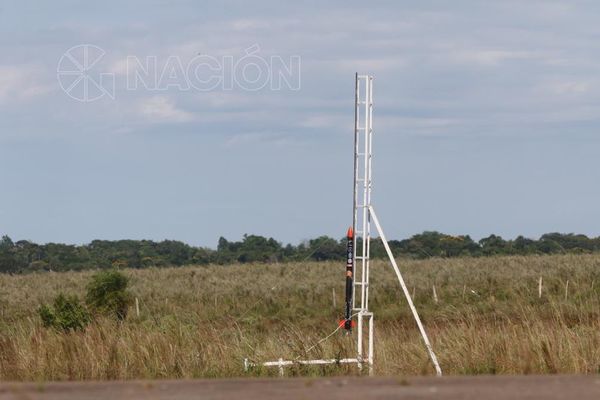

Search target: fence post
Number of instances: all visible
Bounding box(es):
[332,287,336,308]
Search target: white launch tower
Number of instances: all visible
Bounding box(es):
[245,74,442,376]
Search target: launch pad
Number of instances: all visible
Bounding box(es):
[244,74,442,377]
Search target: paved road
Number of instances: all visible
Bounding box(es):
[1,375,599,400]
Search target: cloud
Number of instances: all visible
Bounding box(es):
[230,19,270,31]
[0,65,52,104]
[380,116,462,130]
[224,131,293,147]
[452,50,539,66]
[300,114,345,129]
[544,81,591,95]
[137,95,193,123]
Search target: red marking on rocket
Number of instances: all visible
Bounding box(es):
[339,319,357,328]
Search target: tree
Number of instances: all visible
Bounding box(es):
[0,235,19,273]
[512,236,538,255]
[479,235,508,256]
[237,235,283,263]
[306,236,344,261]
[0,235,14,250]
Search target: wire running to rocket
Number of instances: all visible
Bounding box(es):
[343,226,354,332]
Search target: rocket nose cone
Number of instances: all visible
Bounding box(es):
[347,227,354,239]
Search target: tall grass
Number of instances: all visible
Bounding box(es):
[1,254,600,380]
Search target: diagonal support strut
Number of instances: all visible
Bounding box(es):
[368,205,443,377]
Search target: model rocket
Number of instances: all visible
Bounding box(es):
[343,226,354,331]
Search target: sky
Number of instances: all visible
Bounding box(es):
[1,1,600,247]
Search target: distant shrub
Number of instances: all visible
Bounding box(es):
[86,269,131,320]
[28,260,50,272]
[38,293,90,331]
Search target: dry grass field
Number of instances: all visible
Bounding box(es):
[1,254,600,381]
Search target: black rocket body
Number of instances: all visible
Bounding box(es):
[344,227,354,331]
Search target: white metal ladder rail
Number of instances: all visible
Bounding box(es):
[352,74,374,372]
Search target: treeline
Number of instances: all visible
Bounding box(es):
[1,231,600,274]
